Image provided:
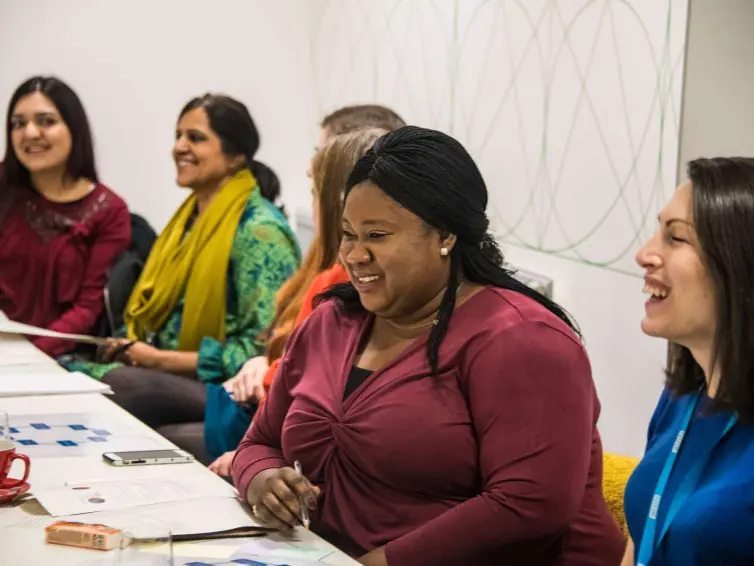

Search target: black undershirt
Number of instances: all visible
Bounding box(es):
[343,366,373,400]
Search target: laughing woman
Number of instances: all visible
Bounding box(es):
[622,158,754,566]
[76,94,299,463]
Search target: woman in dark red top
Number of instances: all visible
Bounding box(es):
[0,76,130,357]
[232,127,623,565]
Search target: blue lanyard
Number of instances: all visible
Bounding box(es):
[636,393,736,566]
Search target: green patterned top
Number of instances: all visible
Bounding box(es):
[65,188,300,382]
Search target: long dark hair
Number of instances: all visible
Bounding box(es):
[319,125,579,373]
[667,157,754,420]
[179,94,281,206]
[3,76,98,189]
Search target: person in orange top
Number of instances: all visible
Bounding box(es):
[208,127,388,476]
[261,261,351,389]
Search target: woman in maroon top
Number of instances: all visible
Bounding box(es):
[232,127,623,565]
[0,76,130,357]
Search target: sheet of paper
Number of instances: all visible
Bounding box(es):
[1,499,326,566]
[236,554,322,566]
[2,497,264,538]
[0,499,55,530]
[55,496,267,538]
[8,412,166,458]
[0,318,109,345]
[239,532,336,561]
[0,371,112,397]
[35,478,237,516]
[141,542,237,559]
[236,557,336,566]
[79,553,327,566]
[0,338,53,367]
[143,539,332,566]
[76,556,170,566]
[1,514,55,531]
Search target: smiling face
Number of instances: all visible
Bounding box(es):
[173,107,242,190]
[10,92,72,175]
[340,181,454,321]
[635,182,716,350]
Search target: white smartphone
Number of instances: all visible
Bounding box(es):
[102,449,194,467]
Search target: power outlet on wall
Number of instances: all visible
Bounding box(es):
[509,267,554,299]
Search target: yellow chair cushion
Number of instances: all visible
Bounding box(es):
[603,452,640,535]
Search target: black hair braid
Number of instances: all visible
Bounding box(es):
[462,236,581,339]
[426,251,461,373]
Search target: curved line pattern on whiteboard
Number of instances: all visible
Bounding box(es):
[311,0,688,276]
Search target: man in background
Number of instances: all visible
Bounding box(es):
[306,104,406,177]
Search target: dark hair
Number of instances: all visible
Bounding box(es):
[667,157,754,420]
[321,104,405,135]
[3,76,98,189]
[319,126,579,373]
[180,94,281,205]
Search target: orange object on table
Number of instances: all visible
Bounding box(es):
[45,521,126,551]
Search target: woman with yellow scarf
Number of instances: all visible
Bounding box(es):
[71,94,299,463]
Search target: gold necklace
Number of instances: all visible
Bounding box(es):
[383,282,464,331]
[384,316,437,331]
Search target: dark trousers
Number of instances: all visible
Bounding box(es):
[102,367,210,465]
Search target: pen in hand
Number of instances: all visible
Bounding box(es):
[294,460,310,529]
[109,340,136,362]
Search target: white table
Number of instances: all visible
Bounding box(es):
[0,336,358,565]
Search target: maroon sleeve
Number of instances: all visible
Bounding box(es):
[31,194,131,356]
[385,321,596,566]
[231,323,305,496]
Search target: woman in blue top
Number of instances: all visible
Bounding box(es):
[622,157,754,566]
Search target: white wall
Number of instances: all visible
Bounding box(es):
[311,0,689,456]
[1,0,692,456]
[0,0,320,231]
[678,0,754,173]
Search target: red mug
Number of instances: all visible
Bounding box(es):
[0,439,30,488]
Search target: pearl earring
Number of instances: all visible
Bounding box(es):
[440,247,449,257]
